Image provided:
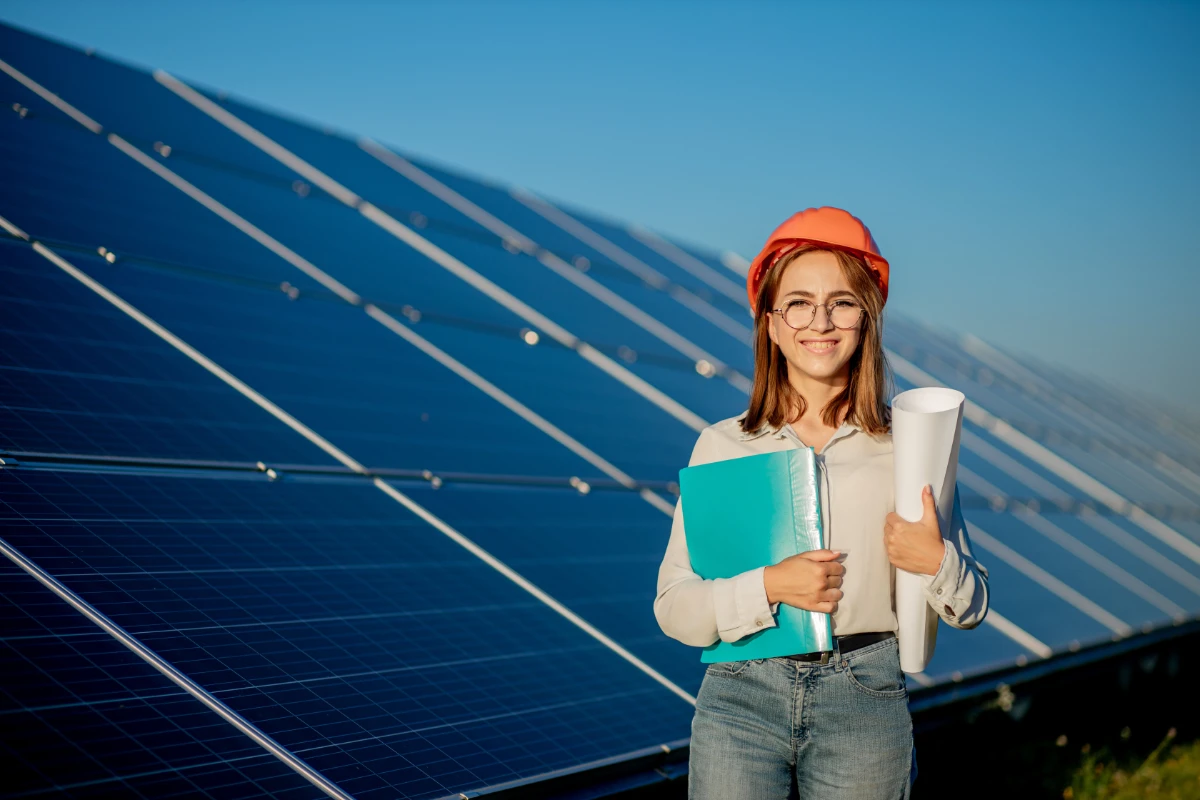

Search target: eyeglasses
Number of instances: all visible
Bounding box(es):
[769,299,864,330]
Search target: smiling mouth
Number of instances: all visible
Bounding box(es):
[800,340,839,354]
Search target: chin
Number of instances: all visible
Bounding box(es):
[808,364,849,379]
[789,355,849,379]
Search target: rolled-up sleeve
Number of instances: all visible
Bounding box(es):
[653,430,780,647]
[920,483,989,630]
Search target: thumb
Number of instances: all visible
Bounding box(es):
[798,549,841,562]
[921,484,939,522]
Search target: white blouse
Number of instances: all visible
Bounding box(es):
[654,414,989,647]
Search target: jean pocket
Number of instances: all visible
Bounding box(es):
[843,644,908,699]
[704,659,758,677]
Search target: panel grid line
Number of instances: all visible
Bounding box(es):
[5,750,293,800]
[984,610,1052,659]
[511,188,754,343]
[627,224,748,303]
[0,533,354,800]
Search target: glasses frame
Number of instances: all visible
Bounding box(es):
[769,299,865,331]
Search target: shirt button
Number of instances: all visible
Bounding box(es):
[755,620,764,627]
[936,588,943,595]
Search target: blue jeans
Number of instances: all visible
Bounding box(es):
[689,635,913,799]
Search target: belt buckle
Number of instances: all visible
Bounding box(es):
[820,651,830,665]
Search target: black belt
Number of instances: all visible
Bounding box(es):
[783,631,894,664]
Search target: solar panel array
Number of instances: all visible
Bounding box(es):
[2,21,1198,800]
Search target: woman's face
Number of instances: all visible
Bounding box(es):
[766,250,864,383]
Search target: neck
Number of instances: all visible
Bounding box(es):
[786,364,849,427]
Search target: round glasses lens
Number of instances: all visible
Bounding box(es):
[782,301,816,329]
[829,302,863,328]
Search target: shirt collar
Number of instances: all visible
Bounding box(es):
[736,415,862,450]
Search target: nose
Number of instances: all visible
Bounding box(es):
[809,303,835,332]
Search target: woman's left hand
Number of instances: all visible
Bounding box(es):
[884,484,946,576]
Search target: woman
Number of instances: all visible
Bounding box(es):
[653,206,989,799]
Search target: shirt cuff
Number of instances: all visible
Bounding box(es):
[713,566,779,642]
[921,541,961,619]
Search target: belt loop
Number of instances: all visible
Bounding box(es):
[822,637,838,666]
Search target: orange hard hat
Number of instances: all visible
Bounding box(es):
[746,206,890,312]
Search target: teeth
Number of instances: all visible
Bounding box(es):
[804,341,836,350]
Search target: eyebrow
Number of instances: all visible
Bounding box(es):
[782,289,857,300]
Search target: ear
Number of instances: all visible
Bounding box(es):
[766,313,779,348]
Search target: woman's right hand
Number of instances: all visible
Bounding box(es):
[763,550,845,612]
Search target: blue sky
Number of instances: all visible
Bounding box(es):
[3,0,1197,409]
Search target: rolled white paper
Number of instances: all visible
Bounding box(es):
[891,387,965,673]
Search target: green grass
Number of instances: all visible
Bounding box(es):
[1065,729,1200,800]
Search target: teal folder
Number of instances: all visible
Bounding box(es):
[679,448,833,663]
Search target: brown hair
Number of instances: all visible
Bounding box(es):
[739,244,893,436]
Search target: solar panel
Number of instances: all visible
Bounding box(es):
[0,560,326,799]
[1,18,1198,799]
[0,245,335,466]
[551,200,752,315]
[0,466,694,799]
[395,158,757,372]
[404,481,704,690]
